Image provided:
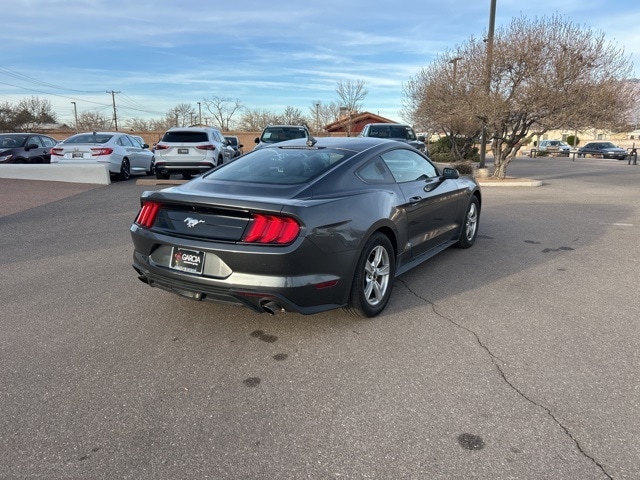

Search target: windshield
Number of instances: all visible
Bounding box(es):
[260,127,308,143]
[204,147,352,184]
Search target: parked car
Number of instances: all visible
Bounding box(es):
[130,136,481,317]
[358,123,426,152]
[577,142,627,160]
[538,140,571,156]
[224,135,243,157]
[0,133,58,164]
[254,125,310,150]
[51,132,154,180]
[154,126,234,179]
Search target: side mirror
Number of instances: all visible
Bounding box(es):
[239,144,244,148]
[442,167,459,179]
[417,135,425,142]
[254,137,260,144]
[25,143,39,151]
[142,143,149,149]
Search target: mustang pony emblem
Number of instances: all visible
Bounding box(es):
[184,217,205,228]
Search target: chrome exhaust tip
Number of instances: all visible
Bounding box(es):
[260,300,283,315]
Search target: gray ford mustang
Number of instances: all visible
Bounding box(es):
[130,136,481,317]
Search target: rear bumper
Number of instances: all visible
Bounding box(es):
[155,161,215,174]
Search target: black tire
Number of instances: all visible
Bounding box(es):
[455,196,480,248]
[155,171,170,180]
[117,158,131,181]
[344,232,395,318]
[146,157,155,175]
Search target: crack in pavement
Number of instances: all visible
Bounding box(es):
[396,279,613,480]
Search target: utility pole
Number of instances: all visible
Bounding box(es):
[106,90,120,131]
[478,0,496,170]
[71,101,78,132]
[449,57,462,84]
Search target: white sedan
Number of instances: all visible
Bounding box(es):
[51,132,155,180]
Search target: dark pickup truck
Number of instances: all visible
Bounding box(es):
[358,123,426,152]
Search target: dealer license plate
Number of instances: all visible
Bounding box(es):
[170,247,204,274]
[178,148,189,154]
[72,152,84,158]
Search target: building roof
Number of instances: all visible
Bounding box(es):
[324,111,399,133]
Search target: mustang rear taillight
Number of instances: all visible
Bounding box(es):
[243,214,300,244]
[91,147,114,156]
[135,201,161,228]
[196,144,216,151]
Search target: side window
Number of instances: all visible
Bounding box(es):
[381,148,438,183]
[118,135,134,147]
[356,158,395,184]
[40,136,57,148]
[29,136,44,147]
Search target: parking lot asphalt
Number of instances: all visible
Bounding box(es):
[1,156,639,479]
[0,178,102,217]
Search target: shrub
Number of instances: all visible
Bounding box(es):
[565,135,580,147]
[452,162,475,175]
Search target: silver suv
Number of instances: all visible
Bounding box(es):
[537,140,571,156]
[154,126,234,179]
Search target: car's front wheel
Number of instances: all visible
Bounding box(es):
[455,196,480,248]
[118,158,131,181]
[344,232,395,318]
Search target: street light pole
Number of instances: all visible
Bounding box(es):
[478,0,496,170]
[315,102,320,133]
[197,102,202,126]
[449,57,462,84]
[71,101,78,133]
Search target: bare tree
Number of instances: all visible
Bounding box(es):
[238,108,281,131]
[280,106,308,126]
[5,96,58,131]
[335,80,368,136]
[166,103,196,128]
[308,100,341,132]
[203,96,243,131]
[404,14,634,178]
[77,110,112,131]
[125,117,152,131]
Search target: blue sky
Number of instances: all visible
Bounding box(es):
[2,0,639,127]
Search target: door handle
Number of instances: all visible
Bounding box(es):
[409,196,422,205]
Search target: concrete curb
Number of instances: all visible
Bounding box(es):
[477,178,542,187]
[0,164,111,185]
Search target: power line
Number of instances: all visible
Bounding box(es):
[0,66,103,94]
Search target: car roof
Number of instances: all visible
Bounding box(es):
[259,135,403,151]
[166,126,218,132]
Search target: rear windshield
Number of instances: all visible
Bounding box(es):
[204,147,352,184]
[161,131,209,143]
[64,134,112,144]
[367,125,417,141]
